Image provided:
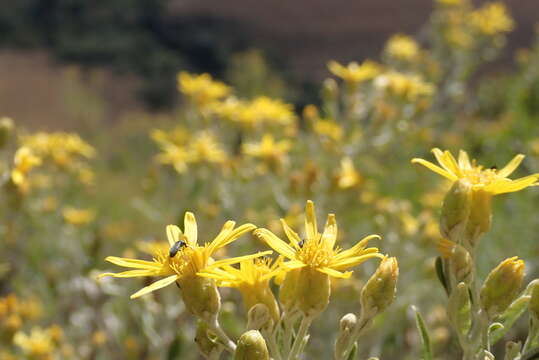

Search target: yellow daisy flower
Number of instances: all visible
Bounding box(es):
[100,212,267,299]
[254,200,382,316]
[199,257,284,321]
[411,148,539,195]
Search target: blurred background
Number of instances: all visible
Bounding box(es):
[1,1,539,359]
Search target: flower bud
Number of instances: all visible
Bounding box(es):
[437,239,473,285]
[440,179,472,242]
[247,304,273,331]
[334,313,357,360]
[464,189,492,249]
[194,321,222,358]
[234,330,269,360]
[447,282,472,338]
[0,117,14,148]
[177,275,221,322]
[528,281,539,321]
[239,285,280,323]
[480,257,525,319]
[360,257,399,319]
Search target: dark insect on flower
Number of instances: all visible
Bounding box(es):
[490,165,498,170]
[298,238,306,248]
[169,240,187,258]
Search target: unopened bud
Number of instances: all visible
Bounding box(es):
[440,179,472,242]
[437,239,473,285]
[247,304,273,331]
[322,78,339,103]
[177,275,221,322]
[464,189,492,248]
[194,321,222,358]
[360,257,399,319]
[334,313,357,359]
[528,281,539,321]
[480,257,525,319]
[0,117,14,148]
[447,282,472,338]
[234,330,269,360]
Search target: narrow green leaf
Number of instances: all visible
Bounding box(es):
[435,256,450,295]
[490,295,531,345]
[448,282,472,338]
[346,343,357,360]
[413,306,433,360]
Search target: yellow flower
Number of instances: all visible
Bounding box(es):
[215,96,296,129]
[411,148,539,195]
[62,207,96,226]
[10,147,42,190]
[150,126,188,147]
[177,72,231,107]
[385,34,420,61]
[188,132,227,165]
[199,257,283,321]
[335,157,362,189]
[375,71,434,101]
[470,2,514,36]
[155,143,190,173]
[100,212,266,299]
[254,201,382,316]
[13,327,56,359]
[328,60,382,84]
[312,119,343,142]
[242,134,291,168]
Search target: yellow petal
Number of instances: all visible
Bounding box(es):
[208,223,256,256]
[130,275,179,299]
[281,260,307,271]
[497,154,525,178]
[317,267,352,279]
[254,229,297,259]
[280,219,301,248]
[98,269,156,279]
[333,234,381,261]
[205,221,235,255]
[204,251,273,270]
[488,175,539,195]
[105,256,162,270]
[411,158,458,181]
[331,253,384,270]
[183,212,198,245]
[442,150,462,177]
[166,225,182,247]
[304,200,318,241]
[321,213,337,248]
[458,150,472,170]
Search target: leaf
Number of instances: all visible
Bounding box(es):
[490,295,531,345]
[412,306,433,360]
[435,256,450,295]
[167,335,183,360]
[347,343,358,360]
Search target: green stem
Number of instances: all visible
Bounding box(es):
[288,316,312,360]
[207,317,236,354]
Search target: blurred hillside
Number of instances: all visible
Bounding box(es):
[0,0,537,127]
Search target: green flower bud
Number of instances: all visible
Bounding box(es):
[480,257,525,319]
[440,179,472,242]
[234,330,269,360]
[464,189,492,249]
[194,320,222,358]
[0,117,14,149]
[247,304,273,331]
[334,313,357,360]
[178,275,221,322]
[360,257,399,319]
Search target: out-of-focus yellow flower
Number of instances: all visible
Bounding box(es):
[92,330,107,346]
[13,327,56,360]
[328,60,382,84]
[150,126,188,147]
[188,132,227,165]
[100,212,267,299]
[199,257,283,321]
[385,34,420,61]
[412,148,539,196]
[77,167,95,186]
[255,201,382,316]
[375,71,434,101]
[437,0,466,6]
[155,143,190,173]
[62,207,96,226]
[312,119,343,142]
[335,157,362,189]
[21,132,95,163]
[215,96,296,129]
[178,72,231,107]
[11,147,42,191]
[470,2,514,36]
[242,134,291,168]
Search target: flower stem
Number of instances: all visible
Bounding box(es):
[207,317,236,354]
[288,316,312,360]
